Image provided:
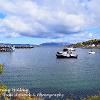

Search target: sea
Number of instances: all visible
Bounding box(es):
[0,47,100,99]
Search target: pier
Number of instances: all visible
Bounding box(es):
[0,43,34,52]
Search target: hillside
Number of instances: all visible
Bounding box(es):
[69,39,100,48]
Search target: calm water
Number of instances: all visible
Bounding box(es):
[0,47,100,97]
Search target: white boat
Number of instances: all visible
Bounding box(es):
[11,46,15,51]
[88,44,95,54]
[0,46,15,52]
[88,33,96,54]
[56,48,78,58]
[66,47,75,51]
[89,51,95,54]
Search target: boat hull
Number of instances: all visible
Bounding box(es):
[56,54,78,59]
[89,52,95,54]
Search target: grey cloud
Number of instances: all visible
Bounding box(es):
[0,0,99,39]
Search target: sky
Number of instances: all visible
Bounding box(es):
[0,0,100,44]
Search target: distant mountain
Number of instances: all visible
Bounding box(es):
[40,42,71,46]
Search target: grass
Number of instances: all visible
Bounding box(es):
[0,64,3,74]
[0,83,8,96]
[85,96,100,100]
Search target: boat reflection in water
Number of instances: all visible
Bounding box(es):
[56,47,78,58]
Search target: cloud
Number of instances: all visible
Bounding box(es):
[0,0,99,40]
[5,32,21,38]
[0,16,32,32]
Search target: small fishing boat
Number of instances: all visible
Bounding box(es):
[56,48,78,58]
[88,44,95,54]
[89,51,95,54]
[88,33,96,54]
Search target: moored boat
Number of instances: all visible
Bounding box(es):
[56,48,78,58]
[88,44,95,54]
[89,51,95,54]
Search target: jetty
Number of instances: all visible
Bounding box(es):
[14,44,34,48]
[0,43,34,51]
